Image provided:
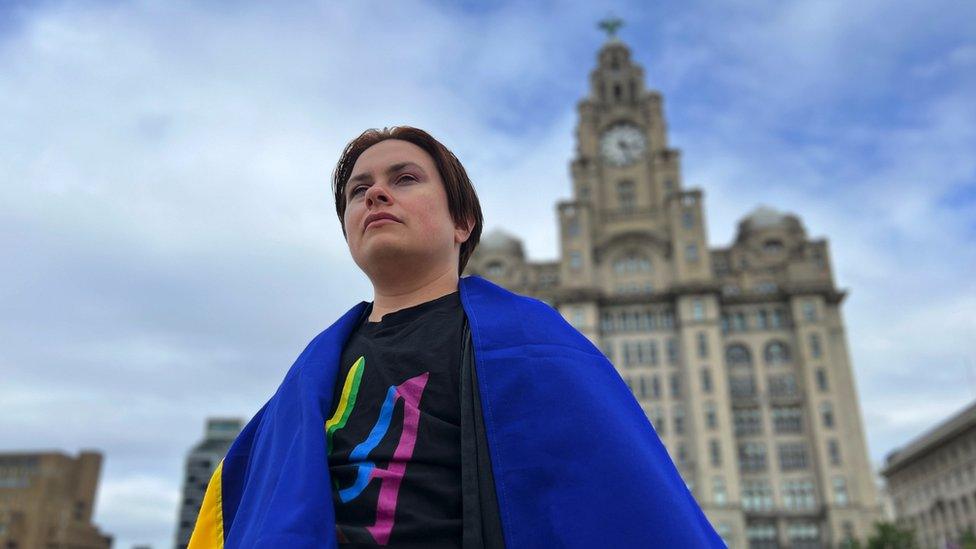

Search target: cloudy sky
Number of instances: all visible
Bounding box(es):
[1,0,974,546]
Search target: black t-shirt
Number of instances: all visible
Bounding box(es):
[326,291,464,548]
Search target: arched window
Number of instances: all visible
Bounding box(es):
[726,345,755,399]
[763,239,784,254]
[726,345,752,366]
[764,341,792,365]
[613,251,652,274]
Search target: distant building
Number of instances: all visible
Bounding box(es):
[174,417,243,549]
[0,450,112,548]
[882,399,976,548]
[465,24,882,548]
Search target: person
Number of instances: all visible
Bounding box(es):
[189,126,725,548]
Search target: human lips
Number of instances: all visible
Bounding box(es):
[363,212,402,230]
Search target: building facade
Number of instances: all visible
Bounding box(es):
[465,28,881,548]
[0,450,112,548]
[882,400,976,548]
[174,417,243,549]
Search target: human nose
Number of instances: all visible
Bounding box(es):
[364,182,392,207]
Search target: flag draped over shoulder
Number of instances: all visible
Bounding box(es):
[189,275,725,548]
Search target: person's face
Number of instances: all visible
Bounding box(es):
[343,139,471,277]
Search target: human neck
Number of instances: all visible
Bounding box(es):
[367,264,460,323]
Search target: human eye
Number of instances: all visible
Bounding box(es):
[350,184,367,197]
[397,174,417,184]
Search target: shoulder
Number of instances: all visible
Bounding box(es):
[460,275,601,358]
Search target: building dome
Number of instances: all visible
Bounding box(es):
[743,205,790,228]
[735,204,806,245]
[479,228,525,258]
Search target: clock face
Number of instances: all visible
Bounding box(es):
[600,123,646,167]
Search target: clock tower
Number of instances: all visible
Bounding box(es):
[560,19,712,296]
[466,19,882,548]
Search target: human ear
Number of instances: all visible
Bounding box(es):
[454,215,475,244]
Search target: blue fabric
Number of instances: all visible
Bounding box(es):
[218,275,724,548]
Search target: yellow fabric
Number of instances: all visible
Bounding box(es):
[188,459,225,549]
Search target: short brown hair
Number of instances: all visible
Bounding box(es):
[331,126,484,275]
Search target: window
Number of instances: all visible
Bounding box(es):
[638,311,655,330]
[705,402,717,429]
[571,307,585,327]
[782,479,817,510]
[673,405,686,434]
[697,332,709,359]
[613,252,651,273]
[712,476,727,505]
[734,408,762,436]
[733,312,747,331]
[685,243,699,262]
[617,180,635,211]
[661,311,675,329]
[636,311,649,330]
[730,376,757,399]
[768,373,798,397]
[648,340,660,366]
[755,281,778,294]
[726,345,752,366]
[710,439,722,467]
[670,373,682,398]
[650,406,665,434]
[771,308,786,328]
[739,442,768,472]
[779,443,809,471]
[485,261,505,278]
[787,522,821,549]
[638,375,648,399]
[829,439,842,465]
[833,476,850,506]
[701,368,713,393]
[566,218,580,238]
[763,239,784,254]
[667,338,679,365]
[692,299,704,321]
[772,406,803,433]
[821,402,835,428]
[756,309,768,329]
[716,523,732,547]
[569,252,582,271]
[802,301,816,322]
[764,341,791,365]
[624,311,637,331]
[746,522,778,549]
[742,482,774,512]
[651,375,661,399]
[682,210,695,229]
[809,333,823,359]
[816,368,829,392]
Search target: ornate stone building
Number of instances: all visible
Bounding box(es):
[465,25,881,548]
[882,399,976,548]
[0,450,113,548]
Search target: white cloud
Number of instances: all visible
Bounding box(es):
[0,0,973,545]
